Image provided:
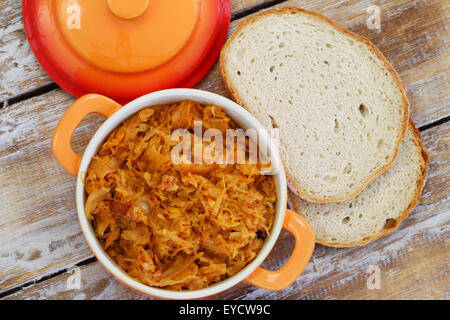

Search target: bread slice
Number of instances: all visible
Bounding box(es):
[220,7,409,203]
[290,118,429,247]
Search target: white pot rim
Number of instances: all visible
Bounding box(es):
[75,89,287,299]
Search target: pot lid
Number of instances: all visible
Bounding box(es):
[23,0,231,104]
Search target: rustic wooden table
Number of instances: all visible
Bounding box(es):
[0,0,448,300]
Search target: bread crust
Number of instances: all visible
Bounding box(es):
[220,6,410,204]
[289,118,429,247]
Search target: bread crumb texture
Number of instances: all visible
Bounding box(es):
[221,8,408,202]
[291,121,427,246]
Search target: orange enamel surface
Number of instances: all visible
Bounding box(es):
[56,0,199,73]
[23,0,231,103]
[245,210,315,291]
[107,0,149,19]
[51,94,122,176]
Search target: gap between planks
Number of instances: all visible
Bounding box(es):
[0,257,97,299]
[0,0,289,109]
[418,114,450,132]
[1,0,448,298]
[1,110,448,300]
[0,0,289,298]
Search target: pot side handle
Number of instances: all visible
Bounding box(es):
[51,94,122,176]
[245,209,315,291]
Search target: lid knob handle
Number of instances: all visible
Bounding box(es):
[107,0,149,19]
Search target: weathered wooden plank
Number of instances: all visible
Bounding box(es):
[2,0,449,126]
[0,90,102,292]
[1,0,448,125]
[0,0,279,101]
[4,122,448,300]
[1,0,449,297]
[1,69,444,294]
[0,0,52,101]
[231,0,279,14]
[197,0,450,127]
[0,0,282,290]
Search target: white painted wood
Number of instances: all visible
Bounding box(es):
[4,124,449,300]
[1,100,447,299]
[0,0,449,299]
[0,0,278,100]
[0,0,52,100]
[1,0,449,125]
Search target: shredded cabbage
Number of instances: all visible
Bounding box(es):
[84,100,276,291]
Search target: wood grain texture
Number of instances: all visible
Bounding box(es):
[0,0,279,101]
[184,0,450,128]
[0,90,101,292]
[0,0,281,293]
[0,0,52,101]
[243,0,450,127]
[4,122,449,300]
[231,0,279,13]
[0,0,449,299]
[2,0,449,125]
